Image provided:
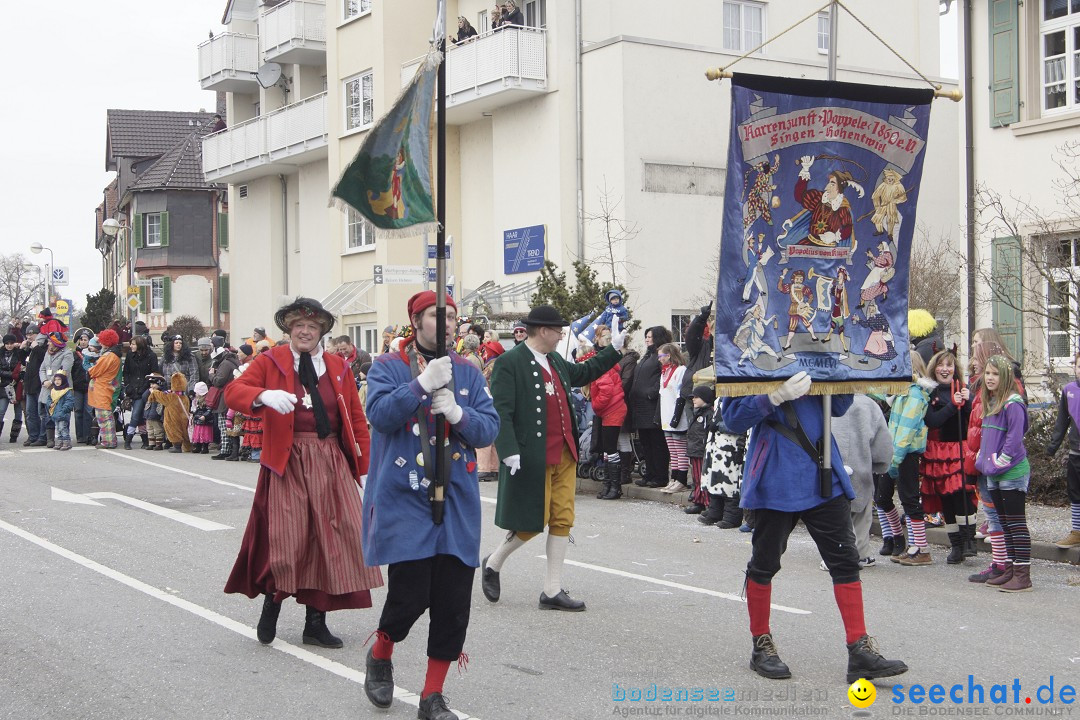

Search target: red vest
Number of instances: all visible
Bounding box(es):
[542,365,577,465]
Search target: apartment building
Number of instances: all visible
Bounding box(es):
[968,0,1080,381]
[203,0,960,354]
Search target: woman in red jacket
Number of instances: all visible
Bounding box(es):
[582,324,628,500]
[224,298,383,648]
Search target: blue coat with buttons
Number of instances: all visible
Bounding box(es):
[362,347,501,568]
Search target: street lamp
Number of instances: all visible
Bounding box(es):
[29,242,54,310]
[101,218,133,322]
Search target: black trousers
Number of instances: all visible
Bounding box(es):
[895,453,924,521]
[873,472,896,512]
[1067,454,1080,504]
[637,427,669,483]
[747,494,860,586]
[377,554,475,661]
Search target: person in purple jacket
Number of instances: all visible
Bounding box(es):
[975,355,1032,592]
[721,371,907,684]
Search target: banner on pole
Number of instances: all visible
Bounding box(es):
[330,51,441,237]
[714,74,934,397]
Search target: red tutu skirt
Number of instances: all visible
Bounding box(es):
[919,440,974,513]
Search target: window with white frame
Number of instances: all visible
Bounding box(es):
[524,0,546,28]
[151,277,165,313]
[817,12,830,54]
[344,0,371,21]
[1040,0,1080,112]
[344,71,374,132]
[145,213,162,247]
[478,9,489,33]
[1046,234,1080,363]
[671,312,693,348]
[346,206,375,250]
[723,0,765,54]
[348,324,379,355]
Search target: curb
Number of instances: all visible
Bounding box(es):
[576,477,1080,565]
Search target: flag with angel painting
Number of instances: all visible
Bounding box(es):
[714,73,934,396]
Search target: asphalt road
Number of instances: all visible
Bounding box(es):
[2,443,1078,720]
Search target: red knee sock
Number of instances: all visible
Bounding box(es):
[423,658,452,698]
[832,581,867,645]
[372,630,394,661]
[746,579,771,637]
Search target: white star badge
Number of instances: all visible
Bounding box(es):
[301,393,313,410]
[544,381,555,396]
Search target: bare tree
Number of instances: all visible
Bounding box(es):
[909,224,963,344]
[0,252,44,326]
[582,179,642,287]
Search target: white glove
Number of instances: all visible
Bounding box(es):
[258,389,298,414]
[503,454,521,475]
[767,371,812,406]
[417,355,453,393]
[431,388,463,425]
[609,316,627,351]
[799,154,814,180]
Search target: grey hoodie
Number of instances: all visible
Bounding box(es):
[39,347,74,404]
[832,395,892,514]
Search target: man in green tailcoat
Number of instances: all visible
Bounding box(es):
[481,305,626,611]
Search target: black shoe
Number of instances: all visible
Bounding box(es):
[879,537,894,556]
[539,589,586,612]
[596,480,610,499]
[256,594,281,645]
[717,520,739,529]
[946,532,964,565]
[418,692,457,720]
[633,478,650,487]
[601,482,622,500]
[481,555,500,603]
[846,634,908,684]
[643,480,665,489]
[750,633,792,679]
[684,503,706,515]
[303,607,343,648]
[698,505,723,525]
[363,646,394,709]
[169,445,183,453]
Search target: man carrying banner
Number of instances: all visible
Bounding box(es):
[481,306,625,611]
[721,372,908,684]
[361,290,500,720]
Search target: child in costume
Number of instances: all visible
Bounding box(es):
[683,384,716,514]
[698,398,747,529]
[143,373,167,450]
[1045,351,1080,550]
[152,372,191,453]
[49,370,75,451]
[596,289,629,331]
[190,382,215,454]
[887,351,935,565]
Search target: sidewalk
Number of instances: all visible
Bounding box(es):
[576,477,1080,565]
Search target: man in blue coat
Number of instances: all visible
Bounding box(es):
[361,291,500,720]
[722,371,907,685]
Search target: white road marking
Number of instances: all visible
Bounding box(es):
[50,487,232,531]
[556,557,811,615]
[0,518,482,720]
[100,449,256,493]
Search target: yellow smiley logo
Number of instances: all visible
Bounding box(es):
[847,678,876,709]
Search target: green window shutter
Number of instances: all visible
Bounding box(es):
[218,213,229,249]
[220,275,230,313]
[988,0,1019,127]
[991,236,1023,361]
[160,212,170,247]
[163,277,172,313]
[118,235,125,264]
[139,286,147,309]
[133,213,144,248]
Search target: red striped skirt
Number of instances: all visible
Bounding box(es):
[225,432,383,610]
[919,439,968,512]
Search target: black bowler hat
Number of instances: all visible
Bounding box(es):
[521,305,569,328]
[274,297,335,335]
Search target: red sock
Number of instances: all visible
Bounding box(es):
[372,630,394,661]
[832,581,867,645]
[745,579,771,637]
[423,658,452,698]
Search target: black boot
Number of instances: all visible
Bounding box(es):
[8,419,21,443]
[212,439,231,459]
[226,441,240,461]
[619,452,634,485]
[961,523,978,558]
[303,607,343,648]
[879,536,895,556]
[46,426,55,449]
[946,532,965,565]
[140,432,150,449]
[891,532,907,559]
[123,431,133,450]
[750,633,792,679]
[698,494,724,525]
[596,479,610,499]
[169,444,183,453]
[363,645,395,709]
[846,634,908,684]
[418,692,458,720]
[719,496,743,529]
[602,478,623,500]
[256,594,281,645]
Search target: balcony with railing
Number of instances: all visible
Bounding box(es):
[401,26,547,125]
[202,92,328,183]
[261,0,326,66]
[198,33,260,92]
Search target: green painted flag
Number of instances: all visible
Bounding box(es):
[331,52,440,237]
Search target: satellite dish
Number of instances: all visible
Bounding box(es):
[255,63,282,89]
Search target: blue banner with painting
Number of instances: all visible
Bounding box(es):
[714,73,934,396]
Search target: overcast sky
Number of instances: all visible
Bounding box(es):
[1,0,226,310]
[0,2,959,313]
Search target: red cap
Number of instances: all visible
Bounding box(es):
[407,291,456,322]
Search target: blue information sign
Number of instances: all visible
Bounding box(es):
[503,225,546,275]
